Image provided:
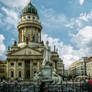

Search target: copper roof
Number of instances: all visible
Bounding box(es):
[87,57,92,63]
[0,60,4,64]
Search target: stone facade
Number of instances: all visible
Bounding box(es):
[86,57,92,78]
[0,61,6,79]
[57,58,64,75]
[6,1,64,81]
[69,57,87,76]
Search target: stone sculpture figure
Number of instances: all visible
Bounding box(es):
[33,71,41,84]
[52,69,62,84]
[42,41,51,67]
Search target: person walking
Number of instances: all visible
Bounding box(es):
[39,82,49,92]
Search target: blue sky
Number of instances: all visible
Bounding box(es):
[0,0,92,68]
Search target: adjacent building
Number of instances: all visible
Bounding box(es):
[57,58,64,75]
[0,61,6,79]
[86,57,92,78]
[69,57,88,76]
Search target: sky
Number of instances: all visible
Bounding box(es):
[0,0,92,68]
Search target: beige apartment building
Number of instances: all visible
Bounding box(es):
[86,57,92,78]
[69,57,87,76]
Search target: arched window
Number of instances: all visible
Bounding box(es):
[33,16,35,20]
[28,16,30,19]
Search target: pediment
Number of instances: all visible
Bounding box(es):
[11,47,42,56]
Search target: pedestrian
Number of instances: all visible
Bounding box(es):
[85,78,88,83]
[39,82,49,92]
[2,80,8,92]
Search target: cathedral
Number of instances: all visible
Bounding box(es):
[6,0,64,81]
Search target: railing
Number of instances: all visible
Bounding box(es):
[0,82,91,92]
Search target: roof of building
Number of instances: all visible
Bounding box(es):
[87,57,92,63]
[22,1,38,16]
[0,60,4,64]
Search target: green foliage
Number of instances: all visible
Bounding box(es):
[4,60,8,64]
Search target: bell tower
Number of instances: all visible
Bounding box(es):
[17,0,42,47]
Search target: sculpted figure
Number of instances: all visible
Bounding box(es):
[52,69,62,84]
[42,41,51,67]
[33,71,41,84]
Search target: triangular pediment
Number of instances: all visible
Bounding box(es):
[10,47,42,56]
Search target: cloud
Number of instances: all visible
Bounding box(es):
[40,8,68,30]
[79,0,84,5]
[0,0,28,8]
[66,12,92,33]
[1,7,19,28]
[72,26,92,48]
[42,34,80,69]
[0,34,6,58]
[72,26,92,57]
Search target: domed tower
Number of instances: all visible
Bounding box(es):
[17,0,42,48]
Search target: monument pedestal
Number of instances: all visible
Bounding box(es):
[41,65,52,84]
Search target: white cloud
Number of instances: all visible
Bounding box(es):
[66,12,92,31]
[72,26,92,57]
[0,0,28,8]
[40,8,68,30]
[80,12,92,22]
[79,0,84,5]
[1,7,19,28]
[72,26,92,48]
[42,34,80,69]
[0,34,6,58]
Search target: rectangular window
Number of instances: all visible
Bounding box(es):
[11,63,14,66]
[11,71,14,77]
[33,63,37,66]
[18,63,22,66]
[19,71,21,78]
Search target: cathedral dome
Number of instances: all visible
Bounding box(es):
[23,1,38,16]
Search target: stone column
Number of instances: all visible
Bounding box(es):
[20,31,22,42]
[22,30,23,42]
[18,31,20,43]
[30,60,33,81]
[23,60,25,80]
[40,32,41,42]
[7,61,9,79]
[15,60,17,79]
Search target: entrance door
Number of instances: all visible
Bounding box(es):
[25,60,30,80]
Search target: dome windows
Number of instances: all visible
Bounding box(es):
[28,16,31,19]
[33,16,35,20]
[21,15,37,21]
